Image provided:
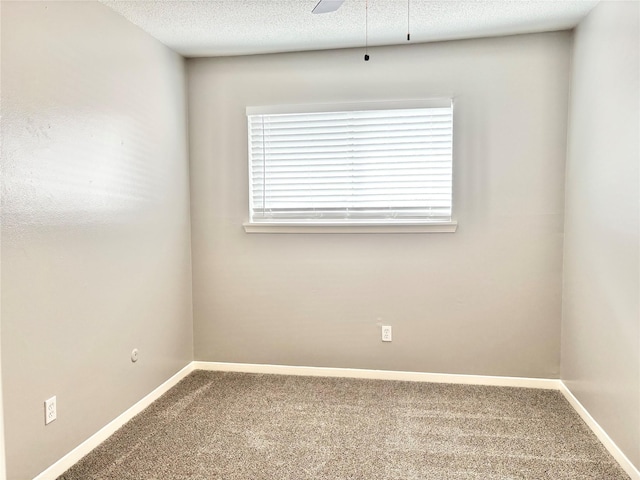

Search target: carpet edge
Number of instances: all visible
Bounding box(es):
[559,382,639,480]
[192,361,561,389]
[33,363,195,480]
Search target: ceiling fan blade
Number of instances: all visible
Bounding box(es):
[312,0,346,14]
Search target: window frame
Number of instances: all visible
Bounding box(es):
[244,99,457,234]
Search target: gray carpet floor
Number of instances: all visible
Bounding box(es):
[59,371,629,479]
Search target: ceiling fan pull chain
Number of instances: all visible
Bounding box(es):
[364,0,370,61]
[407,0,411,41]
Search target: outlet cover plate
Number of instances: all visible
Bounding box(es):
[45,396,57,425]
[382,325,392,342]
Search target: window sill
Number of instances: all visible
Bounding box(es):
[242,221,458,234]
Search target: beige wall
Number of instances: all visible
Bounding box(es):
[562,0,640,470]
[188,32,571,378]
[0,2,193,479]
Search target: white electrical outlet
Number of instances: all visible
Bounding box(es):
[381,325,392,342]
[45,396,57,425]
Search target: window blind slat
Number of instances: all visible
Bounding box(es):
[249,110,452,124]
[250,125,451,137]
[250,129,452,143]
[251,159,452,168]
[252,173,453,181]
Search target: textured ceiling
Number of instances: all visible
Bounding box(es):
[100,0,598,58]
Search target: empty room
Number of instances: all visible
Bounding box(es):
[1,0,638,478]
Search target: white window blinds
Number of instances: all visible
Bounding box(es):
[247,101,453,224]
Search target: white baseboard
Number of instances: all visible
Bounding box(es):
[192,361,561,389]
[32,363,194,480]
[559,382,640,480]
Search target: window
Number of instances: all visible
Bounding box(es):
[246,100,455,232]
